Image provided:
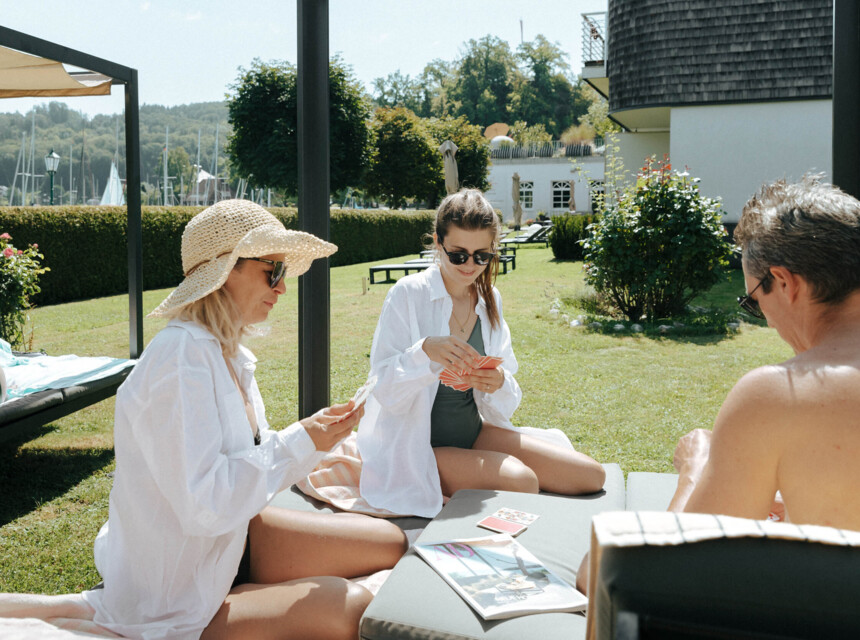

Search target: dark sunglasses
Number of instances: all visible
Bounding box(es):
[737,273,771,319]
[245,257,287,288]
[440,243,496,266]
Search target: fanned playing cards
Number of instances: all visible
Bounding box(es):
[439,356,503,391]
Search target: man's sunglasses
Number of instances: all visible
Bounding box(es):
[440,243,496,266]
[737,273,771,319]
[245,257,287,288]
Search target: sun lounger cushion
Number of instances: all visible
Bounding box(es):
[624,472,678,512]
[359,464,624,640]
[588,511,860,639]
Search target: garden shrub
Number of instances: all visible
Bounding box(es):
[581,157,733,322]
[549,213,601,260]
[0,232,48,348]
[0,206,436,306]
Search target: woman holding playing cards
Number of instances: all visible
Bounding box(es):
[0,200,407,640]
[357,189,605,518]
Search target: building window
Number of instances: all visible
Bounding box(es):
[590,180,605,211]
[519,181,534,209]
[552,181,570,210]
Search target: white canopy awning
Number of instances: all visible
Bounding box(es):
[0,45,112,98]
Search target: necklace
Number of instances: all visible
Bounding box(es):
[451,291,475,335]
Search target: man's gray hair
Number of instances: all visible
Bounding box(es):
[735,175,860,304]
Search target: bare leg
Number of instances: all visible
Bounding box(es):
[0,593,94,621]
[0,593,121,637]
[473,423,605,494]
[202,577,371,640]
[202,507,406,639]
[434,446,539,496]
[247,507,407,585]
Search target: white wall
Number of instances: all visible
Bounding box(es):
[484,156,604,221]
[670,100,832,221]
[616,131,670,186]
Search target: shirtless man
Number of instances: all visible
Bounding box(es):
[667,175,860,530]
[577,176,860,593]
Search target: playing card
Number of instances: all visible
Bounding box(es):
[342,375,377,417]
[490,508,539,526]
[477,515,528,536]
[438,356,503,390]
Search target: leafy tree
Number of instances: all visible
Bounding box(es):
[364,107,440,209]
[226,57,372,195]
[449,36,518,128]
[418,59,456,118]
[508,120,552,145]
[582,157,732,321]
[579,84,621,138]
[508,35,577,136]
[424,115,491,205]
[372,70,424,113]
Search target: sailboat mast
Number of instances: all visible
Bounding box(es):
[195,129,201,204]
[213,123,219,203]
[163,126,169,206]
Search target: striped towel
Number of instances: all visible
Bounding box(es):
[297,432,407,517]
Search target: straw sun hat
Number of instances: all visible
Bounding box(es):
[149,199,336,317]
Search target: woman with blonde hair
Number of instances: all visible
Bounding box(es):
[357,189,605,518]
[0,200,407,640]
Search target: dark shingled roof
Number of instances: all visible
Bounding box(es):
[607,0,832,113]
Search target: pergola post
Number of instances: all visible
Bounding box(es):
[833,0,860,199]
[125,74,143,358]
[297,0,331,418]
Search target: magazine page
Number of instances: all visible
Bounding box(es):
[414,533,587,620]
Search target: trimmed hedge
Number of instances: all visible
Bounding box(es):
[549,213,602,261]
[0,206,436,306]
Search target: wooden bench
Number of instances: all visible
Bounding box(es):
[368,262,432,284]
[371,255,515,284]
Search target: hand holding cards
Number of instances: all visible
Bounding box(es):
[341,375,377,419]
[439,356,503,391]
[478,507,539,536]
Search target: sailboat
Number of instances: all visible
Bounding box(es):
[100,161,125,205]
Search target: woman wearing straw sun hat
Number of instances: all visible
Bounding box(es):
[76,200,408,639]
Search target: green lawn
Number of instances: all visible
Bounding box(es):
[0,245,792,593]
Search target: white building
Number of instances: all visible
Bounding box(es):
[483,141,605,223]
[581,1,832,223]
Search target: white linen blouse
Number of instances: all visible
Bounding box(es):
[83,319,324,640]
[357,265,572,518]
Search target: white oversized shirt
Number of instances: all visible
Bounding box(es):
[357,265,572,518]
[83,319,324,640]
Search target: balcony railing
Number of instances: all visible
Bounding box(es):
[581,12,606,65]
[490,141,597,160]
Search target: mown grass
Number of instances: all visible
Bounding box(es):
[0,245,792,593]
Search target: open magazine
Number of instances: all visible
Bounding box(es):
[414,534,587,620]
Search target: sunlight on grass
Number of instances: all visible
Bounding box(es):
[1,245,792,592]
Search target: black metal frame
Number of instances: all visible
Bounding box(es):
[833,0,860,200]
[297,0,331,417]
[0,25,143,359]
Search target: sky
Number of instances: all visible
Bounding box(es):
[1,0,607,118]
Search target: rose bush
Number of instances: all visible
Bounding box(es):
[581,157,733,322]
[0,232,49,348]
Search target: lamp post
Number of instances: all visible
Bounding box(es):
[44,149,60,206]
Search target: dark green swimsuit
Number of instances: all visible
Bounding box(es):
[430,317,486,448]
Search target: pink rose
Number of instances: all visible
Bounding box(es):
[17,249,23,255]
[32,243,38,249]
[3,247,14,257]
[0,233,10,240]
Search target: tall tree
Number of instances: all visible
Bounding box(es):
[226,57,372,195]
[509,35,578,137]
[364,107,440,209]
[450,36,519,129]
